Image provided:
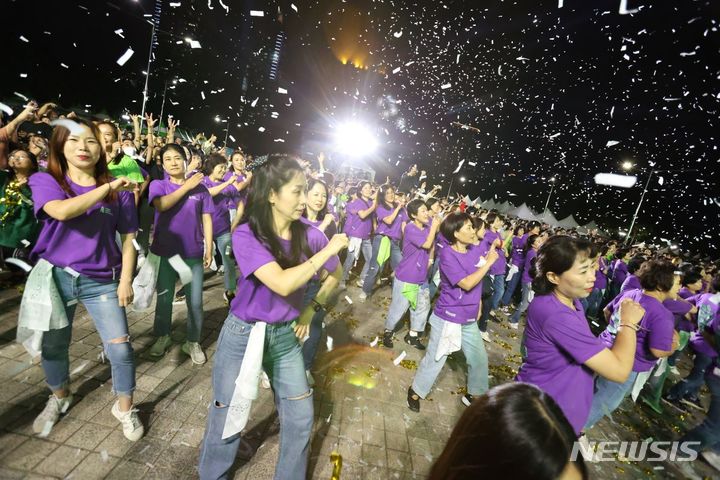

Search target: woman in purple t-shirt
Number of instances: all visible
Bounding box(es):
[509,234,542,327]
[340,180,377,288]
[361,184,407,299]
[148,144,215,365]
[516,236,644,437]
[202,153,245,304]
[408,212,499,412]
[382,199,440,350]
[198,155,347,480]
[27,119,144,441]
[585,260,681,430]
[223,150,252,223]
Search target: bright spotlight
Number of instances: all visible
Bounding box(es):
[622,161,634,171]
[460,177,466,182]
[334,122,378,156]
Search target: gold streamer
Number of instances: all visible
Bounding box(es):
[330,452,342,480]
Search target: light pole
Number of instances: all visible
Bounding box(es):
[542,176,556,221]
[624,167,698,244]
[139,19,157,132]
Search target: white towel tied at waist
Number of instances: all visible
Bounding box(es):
[132,252,161,311]
[17,259,69,357]
[436,321,462,361]
[222,321,267,439]
[506,264,519,281]
[348,237,362,254]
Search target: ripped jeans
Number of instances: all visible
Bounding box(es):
[198,313,313,480]
[41,267,135,396]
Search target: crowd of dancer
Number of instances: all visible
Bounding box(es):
[1,100,719,479]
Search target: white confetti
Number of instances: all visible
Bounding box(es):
[594,173,638,188]
[116,48,134,66]
[250,10,264,17]
[344,295,353,304]
[393,30,403,38]
[0,103,14,116]
[393,351,407,366]
[369,336,379,347]
[326,336,334,352]
[19,35,29,43]
[190,40,201,49]
[605,140,620,147]
[50,119,85,135]
[440,83,452,89]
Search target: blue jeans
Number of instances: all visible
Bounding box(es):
[154,256,205,342]
[42,268,135,396]
[341,237,372,284]
[301,280,327,370]
[510,282,532,324]
[680,370,720,453]
[216,232,238,293]
[586,288,604,319]
[479,274,505,330]
[198,314,312,480]
[585,371,640,429]
[412,313,489,398]
[669,352,714,400]
[501,268,521,306]
[384,279,430,333]
[362,235,402,296]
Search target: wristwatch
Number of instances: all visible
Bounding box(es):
[311,299,326,313]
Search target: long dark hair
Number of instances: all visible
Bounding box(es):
[304,177,329,220]
[429,383,588,480]
[47,117,116,202]
[532,235,592,295]
[243,154,311,268]
[378,183,395,209]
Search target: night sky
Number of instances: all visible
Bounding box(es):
[2,0,719,255]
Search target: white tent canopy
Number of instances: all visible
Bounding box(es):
[510,203,539,221]
[557,214,580,229]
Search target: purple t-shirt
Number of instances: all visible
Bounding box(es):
[612,260,628,287]
[678,287,696,300]
[689,293,720,358]
[395,222,430,284]
[516,294,606,436]
[434,244,484,324]
[343,197,373,239]
[478,230,506,276]
[509,236,526,267]
[593,257,608,290]
[230,222,340,323]
[600,289,675,372]
[148,179,215,258]
[202,177,237,237]
[663,298,695,332]
[620,274,642,293]
[374,203,406,241]
[300,215,338,239]
[29,172,138,282]
[521,248,537,285]
[222,171,248,207]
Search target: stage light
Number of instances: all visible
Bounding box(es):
[622,161,634,171]
[334,122,378,156]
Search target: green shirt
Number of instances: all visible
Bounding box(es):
[107,155,145,183]
[0,170,40,248]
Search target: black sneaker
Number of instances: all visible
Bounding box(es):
[383,330,394,348]
[407,387,420,412]
[680,395,705,412]
[173,291,186,304]
[404,333,426,350]
[461,393,474,407]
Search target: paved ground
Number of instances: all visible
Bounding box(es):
[0,268,717,479]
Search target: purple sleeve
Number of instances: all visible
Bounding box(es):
[377,205,394,224]
[646,308,675,352]
[663,299,693,316]
[307,225,339,273]
[28,172,66,216]
[233,226,276,278]
[117,191,139,234]
[439,248,468,286]
[347,199,363,215]
[524,249,536,271]
[200,187,215,214]
[148,179,166,205]
[544,313,607,364]
[404,224,427,249]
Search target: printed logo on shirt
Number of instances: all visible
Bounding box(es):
[443,309,456,318]
[99,206,113,215]
[188,195,201,202]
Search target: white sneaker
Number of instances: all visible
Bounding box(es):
[111,400,144,441]
[358,291,367,301]
[701,450,720,471]
[355,279,364,288]
[306,370,315,387]
[510,323,519,330]
[217,265,225,275]
[260,371,271,389]
[182,341,206,365]
[33,394,73,436]
[481,331,491,342]
[669,365,680,375]
[150,335,172,357]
